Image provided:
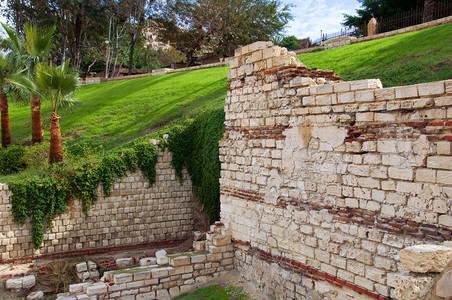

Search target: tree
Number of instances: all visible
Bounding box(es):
[278,35,299,51]
[343,0,424,27]
[155,0,292,66]
[3,23,56,144]
[423,0,436,22]
[35,61,78,163]
[0,54,15,148]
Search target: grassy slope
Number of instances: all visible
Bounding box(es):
[8,67,228,149]
[5,23,452,149]
[297,22,452,87]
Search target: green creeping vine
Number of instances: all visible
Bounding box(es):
[167,108,225,222]
[7,108,224,249]
[8,142,158,249]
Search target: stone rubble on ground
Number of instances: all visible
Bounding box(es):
[56,222,234,300]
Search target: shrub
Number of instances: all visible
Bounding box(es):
[0,145,26,175]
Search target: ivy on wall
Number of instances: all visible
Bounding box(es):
[167,108,225,222]
[8,142,158,249]
[5,109,225,249]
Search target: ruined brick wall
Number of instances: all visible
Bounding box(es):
[220,41,452,299]
[0,148,194,262]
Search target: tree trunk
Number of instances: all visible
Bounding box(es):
[128,34,136,75]
[31,94,43,144]
[0,90,12,148]
[49,111,63,163]
[423,0,436,23]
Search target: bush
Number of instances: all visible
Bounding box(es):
[0,145,26,175]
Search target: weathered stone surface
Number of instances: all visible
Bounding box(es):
[156,289,171,300]
[27,291,44,300]
[87,261,97,271]
[5,278,22,290]
[400,244,452,273]
[139,257,157,266]
[116,258,133,268]
[156,250,169,265]
[436,268,452,298]
[392,274,434,300]
[76,262,88,273]
[22,275,36,289]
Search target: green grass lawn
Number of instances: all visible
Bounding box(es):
[173,285,251,300]
[5,22,452,150]
[8,67,228,149]
[297,22,452,87]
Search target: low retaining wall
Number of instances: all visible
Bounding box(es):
[80,61,228,85]
[296,15,452,54]
[221,41,452,299]
[0,148,195,262]
[56,223,233,300]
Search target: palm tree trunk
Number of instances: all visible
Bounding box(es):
[31,94,43,144]
[0,89,12,148]
[49,111,63,163]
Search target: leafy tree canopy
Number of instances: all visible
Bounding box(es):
[343,0,424,27]
[277,35,299,51]
[155,0,292,66]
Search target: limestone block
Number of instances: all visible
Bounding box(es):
[6,278,23,290]
[193,241,207,251]
[427,156,452,170]
[151,267,170,278]
[85,282,107,295]
[169,286,180,298]
[116,258,133,268]
[212,235,231,246]
[156,289,171,300]
[170,256,191,267]
[27,291,44,300]
[392,274,434,300]
[191,255,207,264]
[400,244,452,273]
[113,273,133,284]
[436,268,452,298]
[87,261,97,271]
[193,231,205,241]
[139,257,157,266]
[69,282,90,293]
[76,262,88,273]
[156,250,169,265]
[22,275,36,289]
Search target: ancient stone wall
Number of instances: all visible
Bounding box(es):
[0,148,194,262]
[220,41,452,299]
[56,223,233,300]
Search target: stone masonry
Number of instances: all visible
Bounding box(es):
[0,147,194,262]
[56,223,233,300]
[220,41,452,299]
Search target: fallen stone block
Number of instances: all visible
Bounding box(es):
[87,261,97,271]
[5,278,23,290]
[170,256,191,267]
[75,262,88,273]
[156,250,169,265]
[27,291,44,300]
[400,244,452,273]
[22,275,36,289]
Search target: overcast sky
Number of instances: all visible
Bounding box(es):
[284,0,362,40]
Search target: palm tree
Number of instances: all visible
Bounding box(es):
[423,0,436,23]
[0,49,29,148]
[0,55,12,148]
[2,23,55,145]
[35,61,78,163]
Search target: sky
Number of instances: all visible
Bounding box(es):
[284,0,362,41]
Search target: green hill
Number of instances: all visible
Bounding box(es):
[297,22,452,87]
